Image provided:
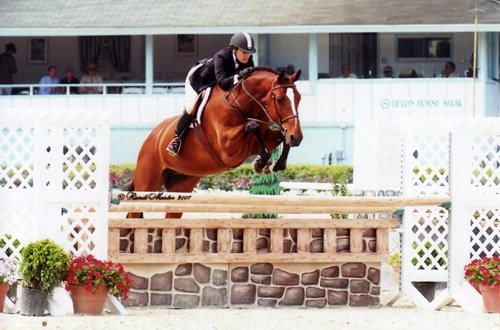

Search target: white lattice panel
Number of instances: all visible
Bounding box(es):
[0,108,110,260]
[62,128,99,191]
[469,135,500,195]
[403,131,450,196]
[0,202,32,260]
[59,204,102,257]
[448,119,500,313]
[469,208,500,259]
[405,207,449,272]
[0,126,34,189]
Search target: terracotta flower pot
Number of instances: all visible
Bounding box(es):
[470,281,481,294]
[70,285,108,315]
[480,284,500,313]
[0,283,9,313]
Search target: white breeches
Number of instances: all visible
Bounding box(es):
[185,63,212,116]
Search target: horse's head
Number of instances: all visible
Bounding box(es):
[266,70,303,147]
[234,68,303,147]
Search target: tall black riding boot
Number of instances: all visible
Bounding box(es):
[167,111,192,156]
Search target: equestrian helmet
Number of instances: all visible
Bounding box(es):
[229,33,256,54]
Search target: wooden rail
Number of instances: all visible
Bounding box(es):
[108,192,449,264]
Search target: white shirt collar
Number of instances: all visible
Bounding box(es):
[232,50,239,69]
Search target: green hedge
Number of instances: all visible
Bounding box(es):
[110,163,353,191]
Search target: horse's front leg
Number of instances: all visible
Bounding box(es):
[270,143,290,172]
[245,121,270,173]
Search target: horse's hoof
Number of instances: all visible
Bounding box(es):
[270,161,286,172]
[252,157,264,174]
[263,165,273,174]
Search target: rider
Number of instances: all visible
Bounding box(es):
[166,32,256,156]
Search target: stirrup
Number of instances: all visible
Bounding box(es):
[167,137,182,156]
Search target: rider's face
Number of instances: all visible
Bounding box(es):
[235,49,251,64]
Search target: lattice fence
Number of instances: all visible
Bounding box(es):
[0,108,109,261]
[398,118,500,311]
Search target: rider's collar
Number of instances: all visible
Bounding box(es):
[232,49,240,69]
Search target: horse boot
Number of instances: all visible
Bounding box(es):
[167,111,192,156]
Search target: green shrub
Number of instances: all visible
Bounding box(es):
[109,163,353,191]
[19,239,70,292]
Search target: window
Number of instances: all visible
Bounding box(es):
[397,37,451,59]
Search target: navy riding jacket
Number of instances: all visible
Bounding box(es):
[189,47,254,93]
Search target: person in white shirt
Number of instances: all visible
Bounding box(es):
[438,61,457,78]
[338,63,358,79]
[39,65,59,95]
[79,63,104,94]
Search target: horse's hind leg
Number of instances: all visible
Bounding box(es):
[162,170,201,218]
[126,155,164,219]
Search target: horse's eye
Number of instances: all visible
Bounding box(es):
[277,97,285,105]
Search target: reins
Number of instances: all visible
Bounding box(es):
[225,73,299,133]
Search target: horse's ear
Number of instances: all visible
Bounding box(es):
[278,70,286,82]
[292,69,302,82]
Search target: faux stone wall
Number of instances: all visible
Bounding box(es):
[123,262,380,308]
[123,263,228,308]
[229,262,380,307]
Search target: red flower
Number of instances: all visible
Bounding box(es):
[65,255,133,300]
[464,256,500,287]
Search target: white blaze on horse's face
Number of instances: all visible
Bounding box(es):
[280,85,302,147]
[286,88,298,117]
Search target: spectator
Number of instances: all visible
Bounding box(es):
[338,63,358,79]
[0,42,18,95]
[383,65,394,78]
[79,63,103,94]
[438,61,457,78]
[466,53,478,78]
[59,67,80,94]
[39,65,59,95]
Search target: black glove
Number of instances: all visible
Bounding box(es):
[238,67,253,79]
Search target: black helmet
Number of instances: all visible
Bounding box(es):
[229,32,256,54]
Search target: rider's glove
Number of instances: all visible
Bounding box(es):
[238,67,253,79]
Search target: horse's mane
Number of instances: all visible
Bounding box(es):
[253,66,279,75]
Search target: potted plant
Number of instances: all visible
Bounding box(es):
[0,233,22,305]
[388,251,401,282]
[0,257,19,313]
[18,239,70,316]
[65,254,132,315]
[464,256,500,313]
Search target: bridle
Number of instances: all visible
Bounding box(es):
[225,74,300,134]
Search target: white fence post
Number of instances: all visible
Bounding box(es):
[448,121,500,312]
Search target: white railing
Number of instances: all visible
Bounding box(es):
[1,78,494,129]
[0,82,185,96]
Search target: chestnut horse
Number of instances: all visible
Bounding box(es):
[129,67,303,205]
